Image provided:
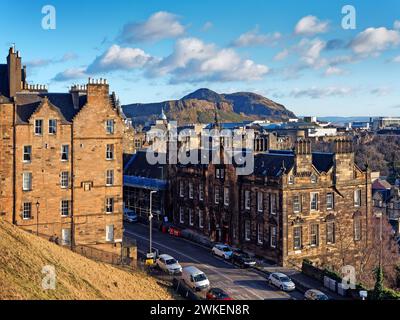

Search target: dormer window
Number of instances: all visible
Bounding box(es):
[288,175,295,185]
[311,174,317,184]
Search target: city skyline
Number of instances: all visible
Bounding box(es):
[1,0,400,116]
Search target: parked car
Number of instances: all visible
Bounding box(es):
[123,208,138,223]
[206,288,233,300]
[231,249,256,268]
[211,244,233,260]
[268,272,296,292]
[156,254,182,275]
[304,289,329,300]
[182,266,210,291]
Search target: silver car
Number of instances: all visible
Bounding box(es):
[156,254,182,275]
[268,272,296,291]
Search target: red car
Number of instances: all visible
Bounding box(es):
[206,288,233,300]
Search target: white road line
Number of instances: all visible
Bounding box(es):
[126,230,287,300]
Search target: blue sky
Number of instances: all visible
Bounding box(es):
[1,0,400,116]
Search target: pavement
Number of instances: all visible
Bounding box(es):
[125,222,305,300]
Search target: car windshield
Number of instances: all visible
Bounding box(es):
[166,259,177,265]
[194,274,207,282]
[316,294,329,300]
[222,247,231,252]
[215,291,229,298]
[280,276,291,282]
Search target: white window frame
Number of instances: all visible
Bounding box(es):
[293,195,301,213]
[188,182,194,199]
[224,187,229,206]
[326,192,334,210]
[293,226,302,250]
[199,183,204,201]
[310,224,319,247]
[198,210,204,229]
[257,224,263,245]
[179,181,184,198]
[22,172,32,191]
[270,193,277,215]
[60,171,69,189]
[354,217,362,241]
[311,174,317,184]
[61,145,69,161]
[288,175,294,185]
[106,225,114,242]
[106,144,114,160]
[245,220,251,241]
[354,189,361,207]
[48,119,57,135]
[257,191,263,212]
[106,169,114,186]
[22,202,32,220]
[34,119,43,135]
[189,209,194,226]
[106,119,115,134]
[106,197,114,214]
[179,207,184,224]
[60,200,70,217]
[310,192,319,211]
[326,221,335,244]
[245,190,251,210]
[270,226,277,248]
[214,187,220,204]
[23,145,32,163]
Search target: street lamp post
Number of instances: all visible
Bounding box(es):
[36,200,40,236]
[149,190,157,257]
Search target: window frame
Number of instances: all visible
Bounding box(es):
[106,119,115,135]
[23,145,32,163]
[293,195,301,213]
[270,226,277,248]
[326,192,334,210]
[106,224,114,242]
[188,182,194,199]
[60,171,69,189]
[61,145,69,162]
[22,202,32,220]
[257,223,263,245]
[22,172,32,191]
[214,187,220,204]
[310,192,319,211]
[60,200,70,217]
[179,207,184,224]
[106,144,114,160]
[48,119,57,135]
[354,189,361,207]
[310,224,319,247]
[105,197,114,214]
[224,187,229,206]
[34,119,43,136]
[326,221,336,244]
[257,191,263,212]
[354,217,362,241]
[198,210,204,229]
[293,226,302,250]
[106,169,114,186]
[244,220,251,241]
[245,190,251,210]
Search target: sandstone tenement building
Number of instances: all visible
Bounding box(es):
[170,136,372,267]
[0,47,124,253]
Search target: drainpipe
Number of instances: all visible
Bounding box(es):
[70,123,74,250]
[12,98,17,225]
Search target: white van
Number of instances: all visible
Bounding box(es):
[182,266,210,291]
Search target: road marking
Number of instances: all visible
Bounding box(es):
[126,230,274,300]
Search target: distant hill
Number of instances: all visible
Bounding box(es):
[123,88,296,125]
[0,219,172,300]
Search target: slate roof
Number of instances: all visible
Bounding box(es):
[15,92,88,124]
[124,151,167,180]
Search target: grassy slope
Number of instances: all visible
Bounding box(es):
[0,220,172,300]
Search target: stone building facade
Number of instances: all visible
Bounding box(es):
[170,138,372,267]
[0,47,124,253]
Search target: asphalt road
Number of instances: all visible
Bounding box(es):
[124,222,304,300]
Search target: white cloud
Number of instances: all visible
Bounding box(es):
[53,68,87,82]
[370,87,391,96]
[149,37,269,83]
[394,20,400,30]
[118,11,186,43]
[288,86,353,99]
[391,55,400,63]
[295,38,327,68]
[232,27,281,47]
[202,21,213,31]
[274,49,289,61]
[294,15,329,36]
[350,27,400,55]
[324,66,345,76]
[87,45,156,73]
